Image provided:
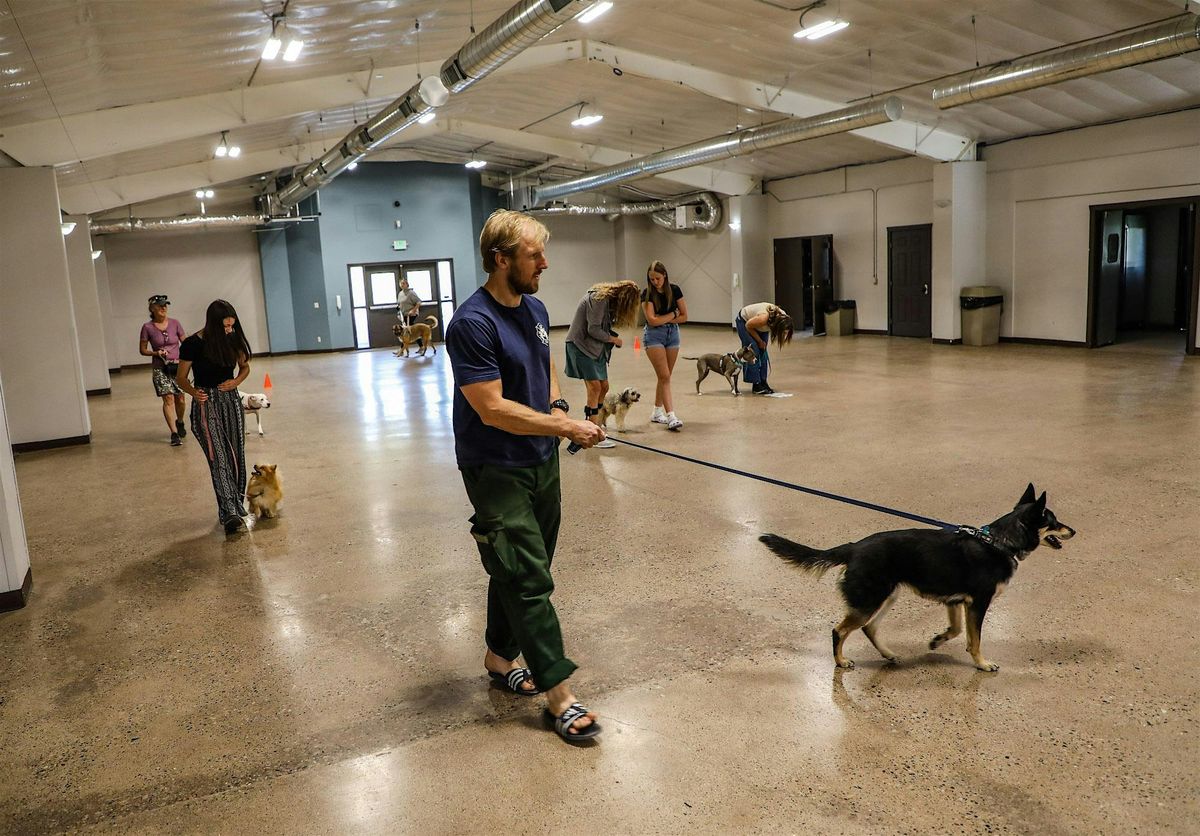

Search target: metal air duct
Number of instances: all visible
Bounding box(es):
[531,97,903,206]
[529,191,723,231]
[932,14,1200,109]
[272,0,585,211]
[91,214,272,234]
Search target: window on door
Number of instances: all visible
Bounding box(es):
[347,258,458,349]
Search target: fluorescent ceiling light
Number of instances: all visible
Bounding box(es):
[60,222,76,235]
[91,250,102,260]
[571,104,603,127]
[262,37,282,60]
[282,38,303,62]
[227,145,241,158]
[417,111,436,125]
[794,19,848,40]
[196,189,214,199]
[576,1,613,24]
[465,159,487,169]
[347,161,359,171]
[214,144,227,157]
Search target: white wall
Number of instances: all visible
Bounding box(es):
[100,229,270,365]
[93,252,122,372]
[0,167,91,446]
[537,215,621,327]
[64,215,111,392]
[0,372,31,598]
[617,212,733,324]
[767,158,935,332]
[985,108,1200,343]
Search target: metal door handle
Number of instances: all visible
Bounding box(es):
[923,283,929,295]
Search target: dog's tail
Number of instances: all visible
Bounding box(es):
[681,355,701,360]
[759,533,846,576]
[424,315,439,327]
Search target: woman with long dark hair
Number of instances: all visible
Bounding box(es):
[175,300,253,534]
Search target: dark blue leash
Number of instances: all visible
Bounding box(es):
[600,435,959,530]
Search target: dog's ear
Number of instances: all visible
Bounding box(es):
[1016,483,1036,508]
[1035,491,1047,513]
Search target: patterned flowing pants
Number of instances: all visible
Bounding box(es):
[190,388,247,524]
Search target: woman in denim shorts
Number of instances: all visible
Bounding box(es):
[640,260,687,430]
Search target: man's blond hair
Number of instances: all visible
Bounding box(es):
[480,209,550,273]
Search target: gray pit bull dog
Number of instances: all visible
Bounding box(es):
[685,346,758,395]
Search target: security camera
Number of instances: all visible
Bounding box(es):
[393,200,401,208]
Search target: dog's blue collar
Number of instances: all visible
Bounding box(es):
[957,524,993,545]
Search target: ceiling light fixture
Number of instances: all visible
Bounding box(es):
[417,111,437,125]
[571,104,604,127]
[60,222,76,236]
[793,1,848,41]
[91,250,102,260]
[262,14,302,61]
[347,161,359,171]
[576,1,614,23]
[195,189,214,199]
[465,159,488,169]
[214,131,241,159]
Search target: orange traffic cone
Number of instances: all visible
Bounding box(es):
[263,373,273,390]
[633,337,641,352]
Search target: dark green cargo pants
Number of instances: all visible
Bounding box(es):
[460,449,577,692]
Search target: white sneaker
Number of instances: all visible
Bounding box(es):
[595,438,617,448]
[651,410,669,424]
[667,413,683,430]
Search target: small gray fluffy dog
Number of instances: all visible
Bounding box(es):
[596,387,641,432]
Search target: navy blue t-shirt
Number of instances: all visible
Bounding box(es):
[445,287,554,468]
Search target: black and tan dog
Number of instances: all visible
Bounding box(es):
[393,315,438,357]
[759,484,1075,672]
[684,346,757,395]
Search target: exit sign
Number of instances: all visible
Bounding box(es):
[392,239,408,251]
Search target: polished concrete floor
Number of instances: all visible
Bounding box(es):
[2,326,1197,834]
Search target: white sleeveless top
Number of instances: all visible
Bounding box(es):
[739,302,774,322]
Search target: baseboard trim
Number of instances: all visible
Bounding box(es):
[13,434,91,454]
[932,338,962,345]
[999,337,1087,348]
[108,367,122,374]
[853,329,888,336]
[86,388,111,396]
[0,567,33,612]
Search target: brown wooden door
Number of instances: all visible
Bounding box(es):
[888,225,932,338]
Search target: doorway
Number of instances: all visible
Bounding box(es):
[1088,198,1197,354]
[773,235,833,334]
[887,224,933,338]
[348,259,458,349]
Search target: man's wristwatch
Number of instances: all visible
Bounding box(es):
[549,398,570,414]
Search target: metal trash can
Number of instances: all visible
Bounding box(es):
[960,286,1003,346]
[824,300,856,336]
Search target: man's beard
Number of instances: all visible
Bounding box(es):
[506,271,540,296]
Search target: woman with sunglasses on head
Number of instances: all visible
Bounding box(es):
[175,300,253,534]
[138,294,188,446]
[641,260,687,430]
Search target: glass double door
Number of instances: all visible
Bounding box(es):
[349,259,457,349]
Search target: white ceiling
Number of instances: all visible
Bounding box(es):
[0,0,1196,217]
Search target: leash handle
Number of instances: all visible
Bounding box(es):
[607,436,957,530]
[566,441,582,455]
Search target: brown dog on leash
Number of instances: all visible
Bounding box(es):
[393,315,438,357]
[684,346,757,395]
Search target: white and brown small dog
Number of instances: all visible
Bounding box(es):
[596,387,641,432]
[240,392,270,436]
[393,316,439,357]
[246,463,283,519]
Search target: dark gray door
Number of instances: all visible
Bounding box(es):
[888,225,932,338]
[1094,209,1123,347]
[811,235,833,336]
[773,237,807,329]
